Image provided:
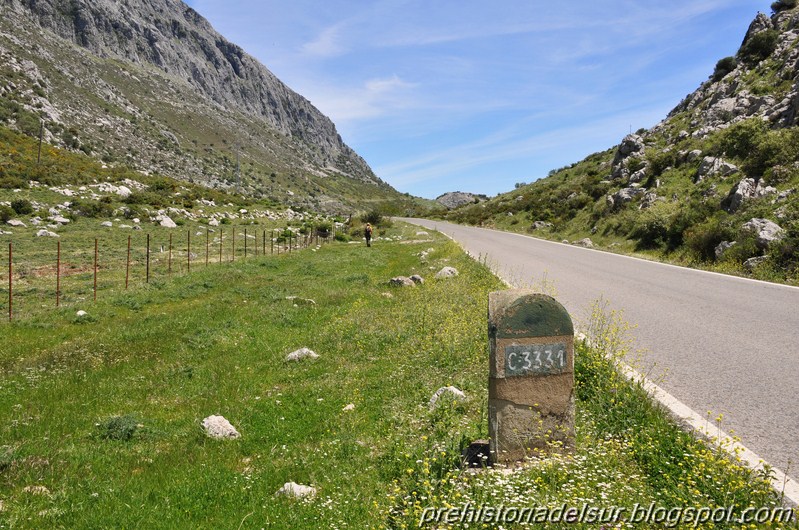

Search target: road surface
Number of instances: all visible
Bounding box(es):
[401,218,799,483]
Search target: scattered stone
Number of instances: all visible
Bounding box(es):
[275,482,316,499]
[101,221,113,227]
[76,310,88,317]
[530,221,553,231]
[381,292,394,298]
[159,216,177,228]
[389,276,415,287]
[410,274,425,285]
[639,192,664,210]
[429,386,466,408]
[434,267,459,279]
[51,216,70,224]
[36,229,59,238]
[342,403,355,412]
[132,218,140,224]
[415,231,429,236]
[715,241,737,260]
[201,415,240,439]
[285,296,316,306]
[208,218,220,227]
[573,238,594,248]
[744,256,768,271]
[7,219,26,227]
[607,187,646,210]
[742,218,784,249]
[696,156,738,181]
[286,347,319,361]
[30,217,42,226]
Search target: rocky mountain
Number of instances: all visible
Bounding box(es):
[443,3,799,284]
[0,0,404,212]
[435,191,487,209]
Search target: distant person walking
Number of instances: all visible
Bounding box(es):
[364,223,373,247]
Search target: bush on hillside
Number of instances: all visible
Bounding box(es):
[684,216,737,261]
[712,56,738,82]
[739,29,779,64]
[772,0,797,13]
[10,198,33,215]
[0,205,14,223]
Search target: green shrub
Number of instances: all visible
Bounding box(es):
[0,204,14,223]
[10,198,33,215]
[71,198,115,218]
[97,415,139,441]
[772,0,797,13]
[360,210,383,226]
[684,216,736,261]
[739,29,779,64]
[712,56,738,82]
[334,232,351,242]
[0,176,28,189]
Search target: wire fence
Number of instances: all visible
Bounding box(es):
[0,224,332,322]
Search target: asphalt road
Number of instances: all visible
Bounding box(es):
[400,218,799,478]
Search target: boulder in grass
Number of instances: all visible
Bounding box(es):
[286,347,319,362]
[7,219,26,227]
[159,215,177,228]
[389,276,415,287]
[36,229,59,238]
[742,218,784,250]
[434,267,459,279]
[201,415,240,439]
[429,386,466,408]
[276,481,316,499]
[410,275,425,285]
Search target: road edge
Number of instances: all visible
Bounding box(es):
[402,218,799,508]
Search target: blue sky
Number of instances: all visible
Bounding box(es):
[184,0,770,199]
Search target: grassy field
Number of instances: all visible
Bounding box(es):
[0,224,792,529]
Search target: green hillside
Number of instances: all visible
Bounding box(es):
[442,5,799,286]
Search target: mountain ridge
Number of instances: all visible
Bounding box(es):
[0,0,407,212]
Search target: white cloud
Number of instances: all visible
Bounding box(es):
[302,24,348,57]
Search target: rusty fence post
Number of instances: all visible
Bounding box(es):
[146,233,150,283]
[93,238,98,302]
[57,240,62,306]
[8,242,12,321]
[125,235,131,290]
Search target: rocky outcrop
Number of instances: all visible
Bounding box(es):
[611,134,647,183]
[742,218,784,249]
[696,157,739,181]
[436,192,486,209]
[723,177,778,213]
[667,10,799,133]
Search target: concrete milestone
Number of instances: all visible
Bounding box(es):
[488,290,575,464]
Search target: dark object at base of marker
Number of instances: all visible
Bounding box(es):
[462,440,492,468]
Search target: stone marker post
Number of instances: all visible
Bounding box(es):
[488,290,575,464]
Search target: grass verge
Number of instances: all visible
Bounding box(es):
[0,224,792,529]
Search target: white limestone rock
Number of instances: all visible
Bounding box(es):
[201,415,240,439]
[286,347,319,362]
